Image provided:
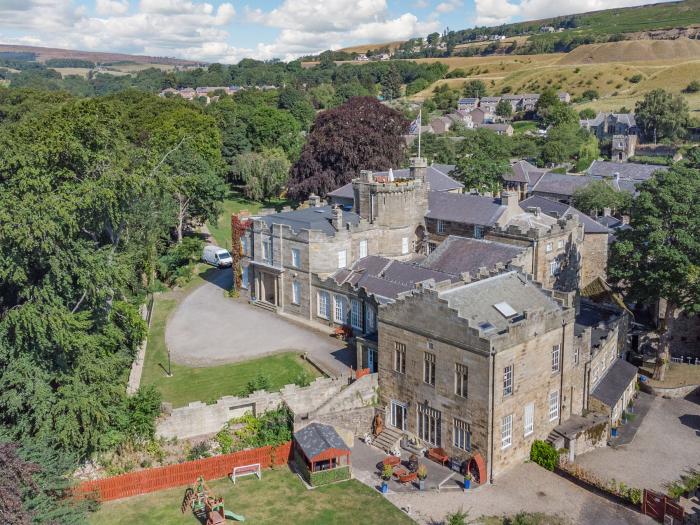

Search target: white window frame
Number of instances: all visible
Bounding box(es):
[359,239,368,259]
[437,219,446,234]
[453,419,471,451]
[549,390,559,421]
[317,291,330,319]
[241,237,248,256]
[401,237,409,254]
[417,406,441,446]
[524,402,534,437]
[423,352,436,386]
[551,344,561,373]
[574,345,580,365]
[394,342,406,374]
[240,266,249,289]
[350,299,362,330]
[503,364,513,397]
[549,259,560,276]
[455,363,468,398]
[557,239,564,249]
[333,294,346,323]
[428,242,437,254]
[366,306,376,332]
[337,249,347,269]
[291,281,301,305]
[262,236,272,263]
[545,242,553,253]
[291,248,301,268]
[501,414,513,449]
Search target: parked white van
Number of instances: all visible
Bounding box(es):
[202,245,233,268]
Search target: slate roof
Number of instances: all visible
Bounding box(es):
[438,271,562,334]
[459,97,479,104]
[597,215,623,229]
[326,165,462,199]
[330,255,456,302]
[530,172,593,197]
[586,160,667,181]
[294,422,349,461]
[426,192,506,226]
[421,236,526,275]
[520,195,610,234]
[504,160,548,189]
[591,359,638,407]
[480,96,502,103]
[260,205,361,236]
[574,299,622,350]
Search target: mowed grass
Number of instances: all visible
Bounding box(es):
[207,190,292,249]
[140,266,319,408]
[90,468,413,525]
[512,121,539,134]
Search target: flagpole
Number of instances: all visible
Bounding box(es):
[418,108,422,159]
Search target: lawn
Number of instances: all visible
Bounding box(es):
[90,467,413,525]
[512,120,539,134]
[207,190,292,250]
[140,266,319,408]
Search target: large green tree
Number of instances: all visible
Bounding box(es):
[572,180,631,215]
[635,89,689,143]
[608,166,700,380]
[233,149,291,201]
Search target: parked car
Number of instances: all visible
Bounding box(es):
[202,245,232,268]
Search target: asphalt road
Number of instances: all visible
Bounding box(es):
[165,269,351,375]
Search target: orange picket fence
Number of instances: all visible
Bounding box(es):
[74,441,292,502]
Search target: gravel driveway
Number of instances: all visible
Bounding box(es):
[165,269,351,375]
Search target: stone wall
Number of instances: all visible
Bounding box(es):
[156,376,348,440]
[580,233,608,288]
[156,374,379,440]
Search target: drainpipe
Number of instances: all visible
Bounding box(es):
[489,346,495,484]
[532,239,538,280]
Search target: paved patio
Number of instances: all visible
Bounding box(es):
[351,441,460,493]
[576,391,700,492]
[165,268,352,375]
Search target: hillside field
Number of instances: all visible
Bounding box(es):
[404,39,700,113]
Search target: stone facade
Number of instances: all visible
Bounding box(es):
[377,273,581,482]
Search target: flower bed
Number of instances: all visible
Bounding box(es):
[557,458,642,509]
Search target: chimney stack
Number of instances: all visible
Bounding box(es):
[331,205,343,231]
[308,194,321,207]
[409,157,428,183]
[603,207,612,217]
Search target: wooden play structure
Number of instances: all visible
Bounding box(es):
[181,476,245,523]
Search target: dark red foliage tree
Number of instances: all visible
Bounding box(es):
[0,442,39,525]
[287,97,408,200]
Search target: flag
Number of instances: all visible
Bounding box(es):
[409,112,421,135]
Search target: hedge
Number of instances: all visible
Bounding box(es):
[530,440,558,471]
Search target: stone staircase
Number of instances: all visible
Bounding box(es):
[372,426,403,453]
[251,300,277,313]
[546,430,565,450]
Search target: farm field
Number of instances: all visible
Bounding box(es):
[90,468,414,525]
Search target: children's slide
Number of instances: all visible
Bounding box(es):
[223,510,245,521]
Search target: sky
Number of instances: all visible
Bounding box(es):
[0,0,668,64]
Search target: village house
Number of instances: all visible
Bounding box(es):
[458,97,480,111]
[479,96,502,114]
[579,112,637,139]
[502,160,551,201]
[477,123,513,136]
[611,134,637,162]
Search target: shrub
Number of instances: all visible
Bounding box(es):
[417,464,428,480]
[684,80,700,93]
[446,507,470,525]
[629,74,643,83]
[581,89,599,101]
[530,440,558,471]
[216,427,234,454]
[381,464,393,480]
[157,237,204,286]
[243,373,271,395]
[187,441,211,461]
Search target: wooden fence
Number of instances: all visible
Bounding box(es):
[642,489,685,524]
[74,442,292,502]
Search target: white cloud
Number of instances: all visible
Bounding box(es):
[474,0,666,26]
[435,0,462,14]
[245,0,440,60]
[95,0,129,16]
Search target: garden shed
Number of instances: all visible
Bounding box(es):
[293,422,351,486]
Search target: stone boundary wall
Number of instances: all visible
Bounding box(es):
[640,381,700,399]
[156,373,378,440]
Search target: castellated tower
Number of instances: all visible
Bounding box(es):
[352,157,429,229]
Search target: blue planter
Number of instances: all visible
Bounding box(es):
[464,478,471,490]
[611,427,618,437]
[381,482,388,494]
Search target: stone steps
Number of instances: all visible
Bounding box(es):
[546,430,565,450]
[251,300,277,313]
[373,426,403,453]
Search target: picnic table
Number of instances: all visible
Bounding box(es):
[382,455,401,467]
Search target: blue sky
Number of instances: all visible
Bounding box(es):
[0,0,665,63]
